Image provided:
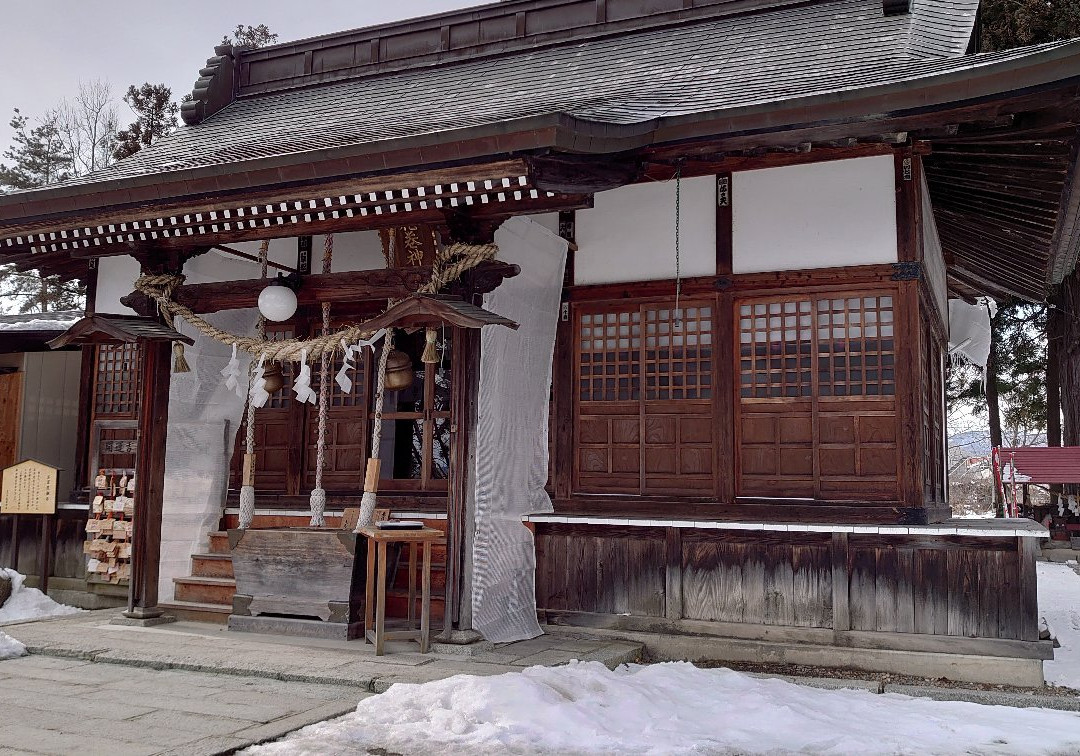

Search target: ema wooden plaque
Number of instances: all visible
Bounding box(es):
[1,459,59,515]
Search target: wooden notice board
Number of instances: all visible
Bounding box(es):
[1,459,59,515]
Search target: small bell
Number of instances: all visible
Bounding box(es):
[262,362,285,394]
[384,350,415,391]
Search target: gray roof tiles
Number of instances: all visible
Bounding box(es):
[12,0,989,196]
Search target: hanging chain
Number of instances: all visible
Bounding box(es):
[674,162,683,331]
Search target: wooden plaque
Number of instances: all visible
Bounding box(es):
[1,459,59,515]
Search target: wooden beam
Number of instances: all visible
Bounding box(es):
[525,153,642,194]
[121,260,521,315]
[214,244,295,272]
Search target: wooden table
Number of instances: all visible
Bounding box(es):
[358,526,445,655]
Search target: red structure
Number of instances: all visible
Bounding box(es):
[994,447,1080,519]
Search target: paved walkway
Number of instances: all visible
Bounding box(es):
[0,655,364,756]
[0,610,642,755]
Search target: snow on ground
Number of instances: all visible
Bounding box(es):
[250,661,1080,756]
[0,630,26,660]
[1038,560,1080,690]
[0,569,82,624]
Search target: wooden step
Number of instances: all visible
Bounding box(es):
[191,553,234,579]
[207,531,230,555]
[173,576,236,605]
[159,600,232,625]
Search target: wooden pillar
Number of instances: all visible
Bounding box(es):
[444,327,479,636]
[893,148,926,515]
[124,338,172,619]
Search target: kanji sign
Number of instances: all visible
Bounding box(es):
[1,459,59,515]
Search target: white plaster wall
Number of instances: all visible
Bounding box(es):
[732,155,898,274]
[225,230,384,274]
[94,255,142,313]
[574,176,716,285]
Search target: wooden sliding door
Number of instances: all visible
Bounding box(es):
[573,299,715,496]
[736,291,900,501]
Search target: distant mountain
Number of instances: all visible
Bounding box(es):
[948,430,992,459]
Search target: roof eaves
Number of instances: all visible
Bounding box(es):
[3,40,1080,231]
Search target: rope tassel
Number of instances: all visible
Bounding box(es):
[421,327,439,364]
[172,342,191,373]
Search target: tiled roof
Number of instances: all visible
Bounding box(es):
[12,0,983,194]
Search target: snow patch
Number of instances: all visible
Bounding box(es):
[0,630,26,660]
[0,568,82,624]
[0,318,78,332]
[249,661,1080,756]
[1038,561,1080,690]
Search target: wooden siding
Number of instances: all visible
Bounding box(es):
[534,524,1044,650]
[18,352,82,499]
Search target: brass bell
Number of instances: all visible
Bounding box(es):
[262,363,285,394]
[384,349,415,392]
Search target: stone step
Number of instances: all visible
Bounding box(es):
[173,575,236,605]
[159,600,232,625]
[191,553,234,579]
[207,531,231,555]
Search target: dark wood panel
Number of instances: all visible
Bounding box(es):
[534,524,666,618]
[536,523,1035,644]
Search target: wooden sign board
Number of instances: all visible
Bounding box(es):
[1,459,59,515]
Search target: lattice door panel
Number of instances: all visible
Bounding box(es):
[736,290,901,501]
[577,409,641,494]
[93,343,141,418]
[738,403,814,498]
[574,299,715,496]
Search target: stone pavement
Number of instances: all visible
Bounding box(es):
[0,610,642,755]
[0,655,365,756]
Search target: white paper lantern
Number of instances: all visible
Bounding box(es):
[257,281,297,322]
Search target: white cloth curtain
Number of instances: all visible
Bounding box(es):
[471,217,567,642]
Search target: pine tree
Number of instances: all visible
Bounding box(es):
[0,109,72,189]
[112,84,179,161]
[0,109,84,313]
[979,0,1080,51]
[224,24,279,48]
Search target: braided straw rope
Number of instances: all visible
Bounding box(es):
[238,240,270,530]
[310,233,335,527]
[134,242,497,363]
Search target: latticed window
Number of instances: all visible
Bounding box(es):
[645,305,713,400]
[578,309,641,401]
[739,300,812,399]
[816,295,895,397]
[93,343,141,417]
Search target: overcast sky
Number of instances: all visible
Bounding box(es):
[0,0,479,152]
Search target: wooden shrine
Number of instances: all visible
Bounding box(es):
[2,0,1079,680]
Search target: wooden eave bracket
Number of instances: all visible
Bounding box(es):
[47,314,194,350]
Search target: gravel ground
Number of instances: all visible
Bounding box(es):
[688,658,1080,698]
